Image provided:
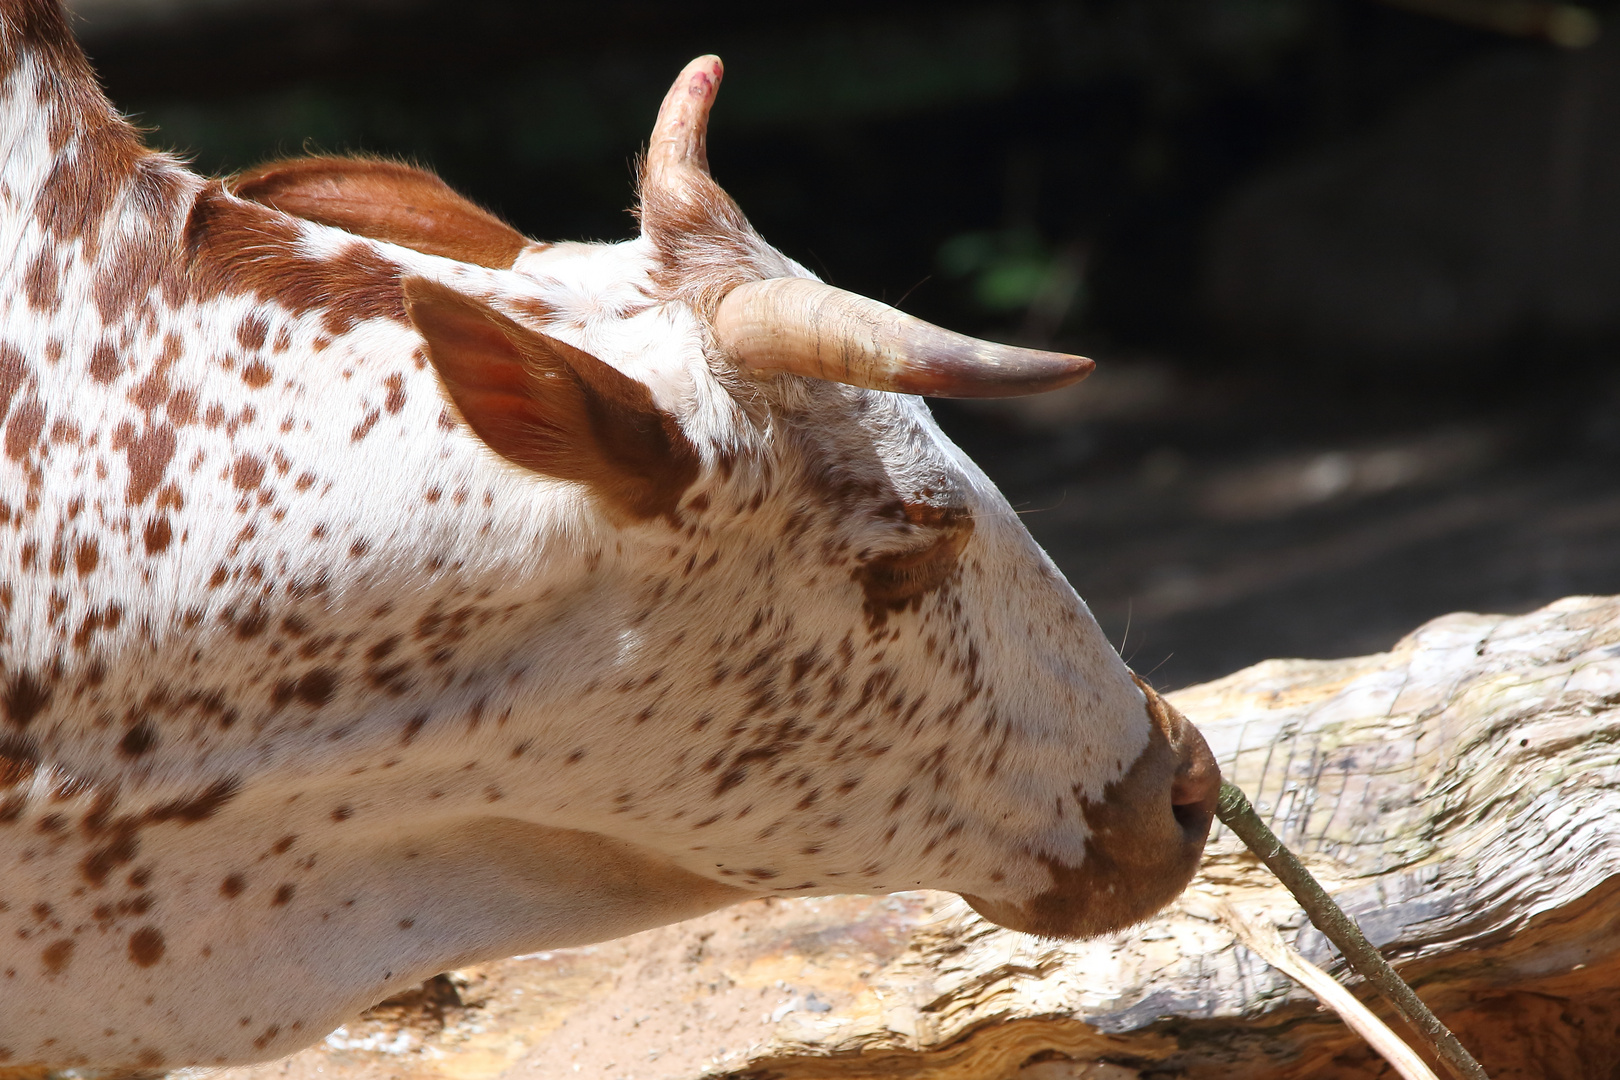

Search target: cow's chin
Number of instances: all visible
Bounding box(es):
[959,839,1205,940]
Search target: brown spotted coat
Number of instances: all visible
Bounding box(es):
[0,4,1215,1070]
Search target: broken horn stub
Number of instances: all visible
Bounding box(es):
[645,54,724,195]
[713,277,1096,398]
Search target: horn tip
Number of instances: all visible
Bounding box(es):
[1033,351,1096,394]
[1057,353,1097,385]
[929,349,1096,399]
[676,55,724,99]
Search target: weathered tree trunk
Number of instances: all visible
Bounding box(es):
[218,595,1620,1080]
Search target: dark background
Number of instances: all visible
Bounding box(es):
[70,0,1620,687]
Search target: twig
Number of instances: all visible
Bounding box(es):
[1215,781,1490,1080]
[1215,900,1439,1080]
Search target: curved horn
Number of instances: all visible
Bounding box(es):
[644,54,724,202]
[713,277,1096,398]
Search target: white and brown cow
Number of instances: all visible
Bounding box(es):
[0,2,1217,1072]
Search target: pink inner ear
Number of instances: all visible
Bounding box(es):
[402,280,581,467]
[401,277,701,523]
[411,304,534,396]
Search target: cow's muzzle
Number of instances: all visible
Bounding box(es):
[963,674,1219,938]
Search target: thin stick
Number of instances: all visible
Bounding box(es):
[1215,900,1439,1080]
[1215,781,1490,1080]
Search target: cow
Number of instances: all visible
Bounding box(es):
[0,1,1218,1072]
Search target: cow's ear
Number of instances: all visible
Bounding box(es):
[402,277,699,522]
[232,157,528,269]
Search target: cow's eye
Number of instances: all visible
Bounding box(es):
[853,514,973,624]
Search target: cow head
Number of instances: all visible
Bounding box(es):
[238,58,1218,941]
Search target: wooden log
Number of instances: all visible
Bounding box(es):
[215,594,1620,1080]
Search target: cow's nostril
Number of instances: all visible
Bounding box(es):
[1130,670,1221,843]
[1171,763,1219,812]
[1169,737,1221,840]
[1172,794,1214,837]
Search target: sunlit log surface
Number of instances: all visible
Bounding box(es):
[216,595,1620,1080]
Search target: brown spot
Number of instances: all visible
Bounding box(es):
[271,883,295,906]
[168,386,199,425]
[400,712,428,745]
[3,671,51,728]
[240,360,274,388]
[330,804,352,822]
[270,668,338,709]
[143,517,173,555]
[271,835,296,854]
[87,341,122,383]
[231,453,266,490]
[40,938,73,974]
[73,538,99,576]
[232,604,268,639]
[147,777,241,823]
[0,343,30,422]
[23,249,60,312]
[351,408,380,442]
[128,925,165,966]
[383,372,406,414]
[4,399,45,462]
[137,1048,166,1069]
[130,366,172,415]
[0,733,38,788]
[69,611,111,652]
[236,314,270,351]
[118,721,157,758]
[252,1024,282,1051]
[81,825,140,887]
[220,873,245,898]
[123,423,177,505]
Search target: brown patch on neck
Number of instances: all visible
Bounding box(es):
[178,183,408,334]
[852,503,973,629]
[231,156,529,269]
